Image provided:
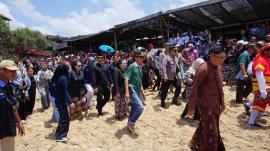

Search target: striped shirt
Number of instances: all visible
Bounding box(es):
[188,62,224,115]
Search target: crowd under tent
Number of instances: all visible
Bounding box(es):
[65,0,270,52]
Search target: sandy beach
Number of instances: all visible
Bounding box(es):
[16,86,270,151]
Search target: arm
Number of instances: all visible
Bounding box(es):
[162,57,168,80]
[24,77,31,98]
[92,66,97,89]
[114,69,120,94]
[255,71,267,99]
[59,77,72,105]
[240,64,248,78]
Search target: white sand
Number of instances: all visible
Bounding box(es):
[16,86,270,151]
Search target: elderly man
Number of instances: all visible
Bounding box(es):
[0,60,25,151]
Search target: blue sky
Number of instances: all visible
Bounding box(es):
[0,0,206,37]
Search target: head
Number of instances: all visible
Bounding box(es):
[97,56,104,64]
[41,62,48,70]
[52,64,70,82]
[134,50,145,66]
[0,60,18,83]
[71,61,82,72]
[250,36,257,43]
[247,43,257,55]
[266,34,270,42]
[169,47,177,57]
[28,68,34,77]
[262,45,270,58]
[88,57,94,65]
[209,45,226,66]
[117,59,127,71]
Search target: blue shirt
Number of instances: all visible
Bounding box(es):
[0,81,17,139]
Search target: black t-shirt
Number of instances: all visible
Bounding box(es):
[0,82,18,139]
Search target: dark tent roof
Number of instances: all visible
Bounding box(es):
[165,0,270,30]
[65,0,270,45]
[0,13,11,21]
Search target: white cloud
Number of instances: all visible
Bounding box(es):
[167,0,208,10]
[0,2,25,29]
[10,0,145,36]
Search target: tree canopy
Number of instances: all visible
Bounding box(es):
[0,18,47,53]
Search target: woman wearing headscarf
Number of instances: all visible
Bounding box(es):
[180,58,205,120]
[69,61,88,118]
[53,64,75,142]
[182,48,194,73]
[113,59,128,119]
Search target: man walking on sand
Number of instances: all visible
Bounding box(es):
[0,60,25,151]
[124,50,146,133]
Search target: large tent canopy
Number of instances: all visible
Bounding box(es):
[65,0,270,51]
[165,0,270,30]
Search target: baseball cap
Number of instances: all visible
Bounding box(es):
[134,50,144,57]
[0,60,18,71]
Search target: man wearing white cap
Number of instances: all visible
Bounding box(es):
[0,60,25,151]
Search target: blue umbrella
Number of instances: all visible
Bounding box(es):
[99,45,115,53]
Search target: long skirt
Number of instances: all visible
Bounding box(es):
[114,96,128,119]
[189,108,225,151]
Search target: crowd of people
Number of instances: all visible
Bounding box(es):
[1,24,270,151]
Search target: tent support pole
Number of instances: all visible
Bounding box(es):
[167,17,170,43]
[89,39,92,52]
[160,18,165,47]
[114,29,118,51]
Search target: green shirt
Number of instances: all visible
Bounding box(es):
[237,50,251,73]
[124,62,142,94]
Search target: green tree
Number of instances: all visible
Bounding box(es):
[11,28,46,51]
[0,18,11,53]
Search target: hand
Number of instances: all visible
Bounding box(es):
[17,123,25,136]
[25,96,30,101]
[142,93,146,101]
[243,74,248,80]
[220,105,226,113]
[125,93,130,103]
[261,92,267,100]
[94,88,98,94]
[69,103,75,114]
[115,93,120,100]
[187,109,195,118]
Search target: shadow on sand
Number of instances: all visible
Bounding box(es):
[115,127,139,140]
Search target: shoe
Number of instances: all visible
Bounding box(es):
[161,102,167,109]
[244,104,251,116]
[56,137,68,142]
[249,122,263,128]
[127,123,135,134]
[172,101,181,106]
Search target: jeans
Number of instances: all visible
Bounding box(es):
[55,104,70,139]
[39,85,51,109]
[128,91,144,124]
[236,79,252,103]
[49,94,59,123]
